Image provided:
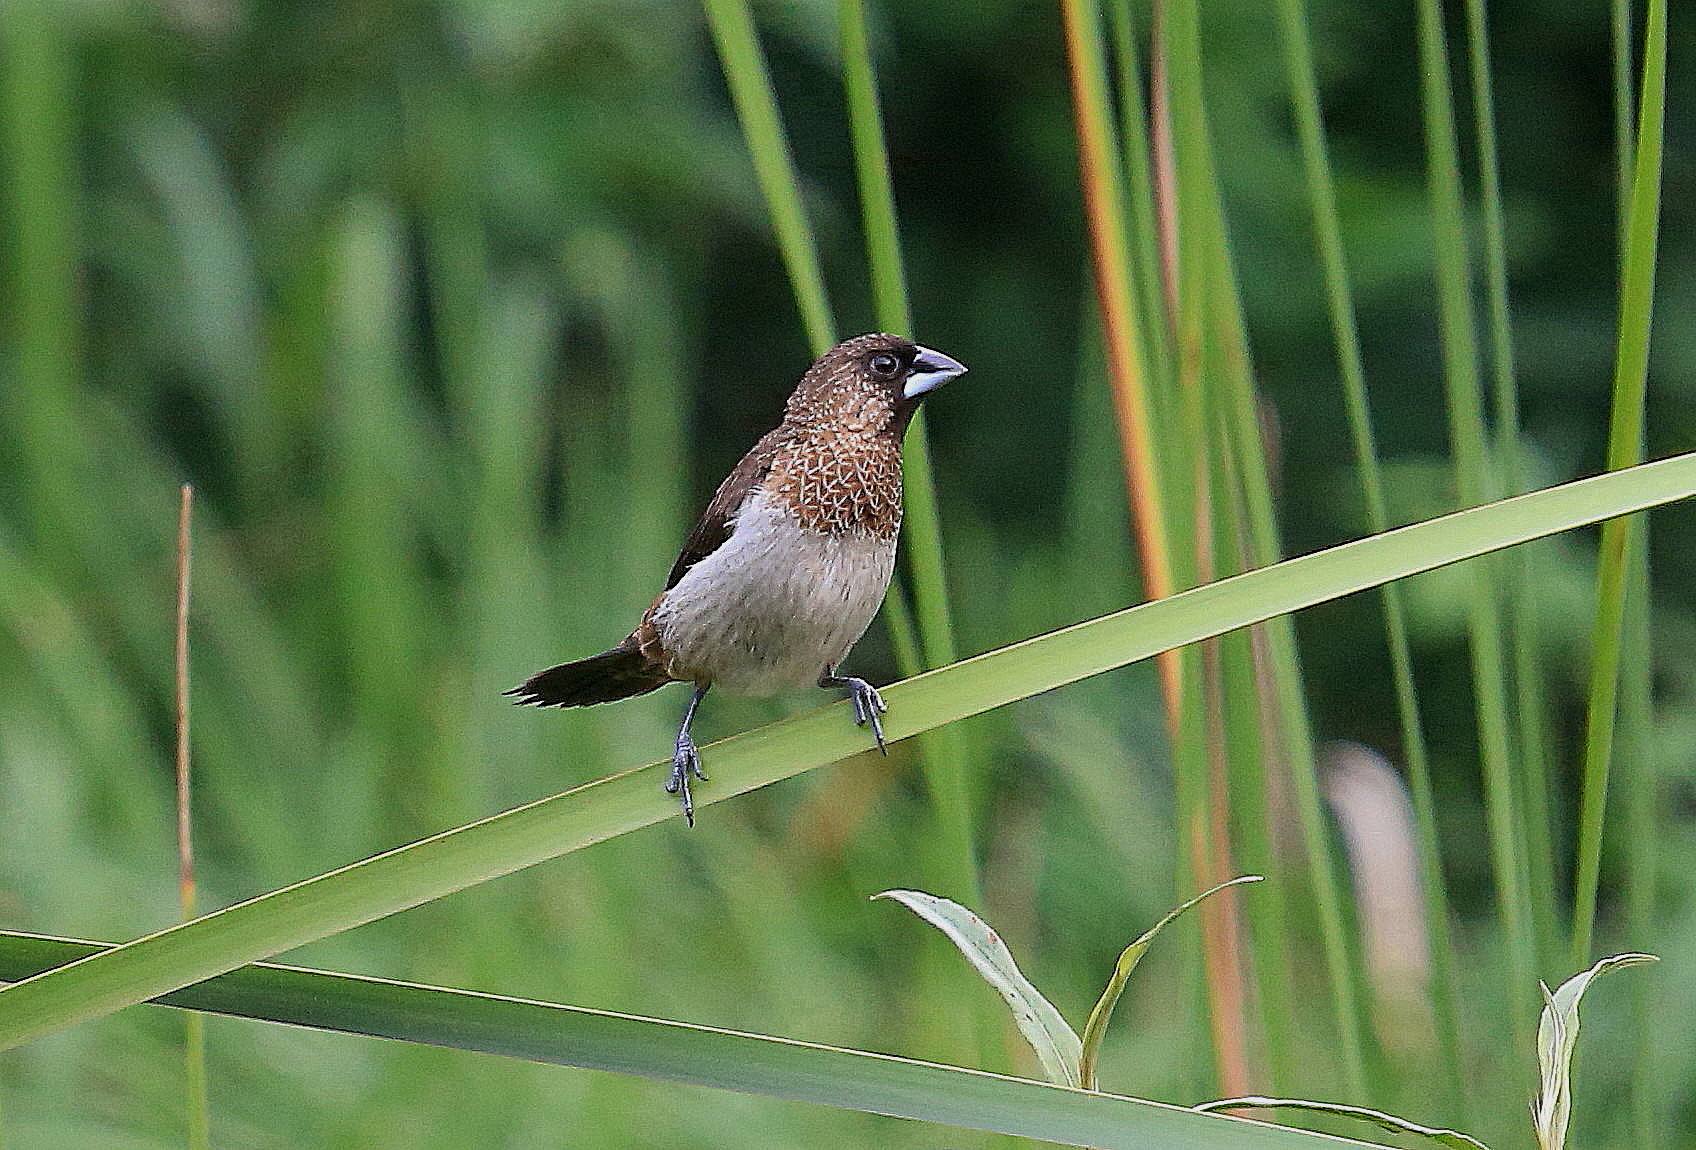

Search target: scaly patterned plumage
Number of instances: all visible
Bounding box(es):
[508,333,968,823]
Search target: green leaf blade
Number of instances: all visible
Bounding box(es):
[874,890,1081,1086]
[1534,953,1658,1150]
[1078,876,1263,1090]
[0,932,1378,1150]
[0,456,1693,1051]
[1196,1098,1489,1150]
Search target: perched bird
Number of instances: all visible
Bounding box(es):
[507,333,968,824]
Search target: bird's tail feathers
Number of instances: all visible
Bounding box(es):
[505,643,671,708]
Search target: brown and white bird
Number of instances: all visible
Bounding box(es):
[508,333,968,823]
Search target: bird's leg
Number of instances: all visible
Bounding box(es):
[666,683,711,826]
[819,666,888,754]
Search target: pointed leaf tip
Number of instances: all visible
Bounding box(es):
[874,889,1081,1086]
[1196,1097,1490,1150]
[1078,875,1263,1089]
[1534,952,1657,1150]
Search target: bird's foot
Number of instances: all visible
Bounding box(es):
[665,730,708,826]
[838,676,889,754]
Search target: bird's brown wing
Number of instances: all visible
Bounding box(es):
[664,428,783,590]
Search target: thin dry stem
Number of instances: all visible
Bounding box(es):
[176,484,195,918]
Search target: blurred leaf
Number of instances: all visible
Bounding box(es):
[1,455,1694,1050]
[1533,952,1658,1150]
[873,889,1080,1086]
[1195,1098,1488,1150]
[1078,876,1262,1090]
[0,930,1376,1150]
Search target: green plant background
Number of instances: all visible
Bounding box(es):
[0,1,1690,1147]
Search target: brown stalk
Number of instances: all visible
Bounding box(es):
[1063,0,1253,1096]
[1057,0,1181,721]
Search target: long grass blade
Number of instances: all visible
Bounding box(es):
[1105,0,1173,393]
[1,457,1693,1050]
[1169,31,1369,1088]
[0,0,85,568]
[1461,0,1558,968]
[1057,0,1177,625]
[1571,0,1667,968]
[1160,0,1259,1097]
[1612,0,1635,259]
[0,933,1374,1150]
[837,0,980,905]
[1413,0,1534,1055]
[701,0,835,353]
[1622,555,1658,1149]
[1270,0,1466,1111]
[1064,0,1257,1096]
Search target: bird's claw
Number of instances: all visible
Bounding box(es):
[841,677,889,755]
[666,732,708,826]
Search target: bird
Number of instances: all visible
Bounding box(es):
[507,332,968,824]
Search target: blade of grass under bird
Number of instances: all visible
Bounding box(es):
[4,456,1692,1053]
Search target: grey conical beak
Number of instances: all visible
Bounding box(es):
[903,345,968,400]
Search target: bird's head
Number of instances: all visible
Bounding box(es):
[785,333,968,437]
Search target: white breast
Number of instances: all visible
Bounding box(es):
[651,490,897,695]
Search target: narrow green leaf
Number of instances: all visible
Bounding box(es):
[702,0,835,353]
[1461,0,1559,970]
[1,456,1694,1051]
[1186,104,1369,1094]
[1196,1098,1488,1150]
[1571,0,1667,968]
[0,932,1376,1150]
[1533,953,1658,1150]
[874,891,1080,1086]
[1414,0,1534,1057]
[1270,0,1466,1111]
[1078,876,1263,1090]
[837,0,981,908]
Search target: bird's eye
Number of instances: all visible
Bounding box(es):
[869,352,901,379]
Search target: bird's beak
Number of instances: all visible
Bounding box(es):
[903,345,968,400]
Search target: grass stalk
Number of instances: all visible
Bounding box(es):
[175,486,211,1150]
[1622,553,1658,1149]
[1106,0,1174,392]
[1462,0,1559,968]
[1161,0,1259,1097]
[0,933,1377,1150]
[837,0,980,906]
[1414,0,1534,1055]
[0,457,1691,1051]
[702,0,835,353]
[1271,0,1467,1113]
[1202,208,1370,1100]
[1613,0,1635,260]
[1615,6,1659,1146]
[1057,0,1178,636]
[1066,0,1260,1095]
[0,0,84,569]
[1571,0,1667,967]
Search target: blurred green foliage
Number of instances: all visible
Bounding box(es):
[1,1,1692,1147]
